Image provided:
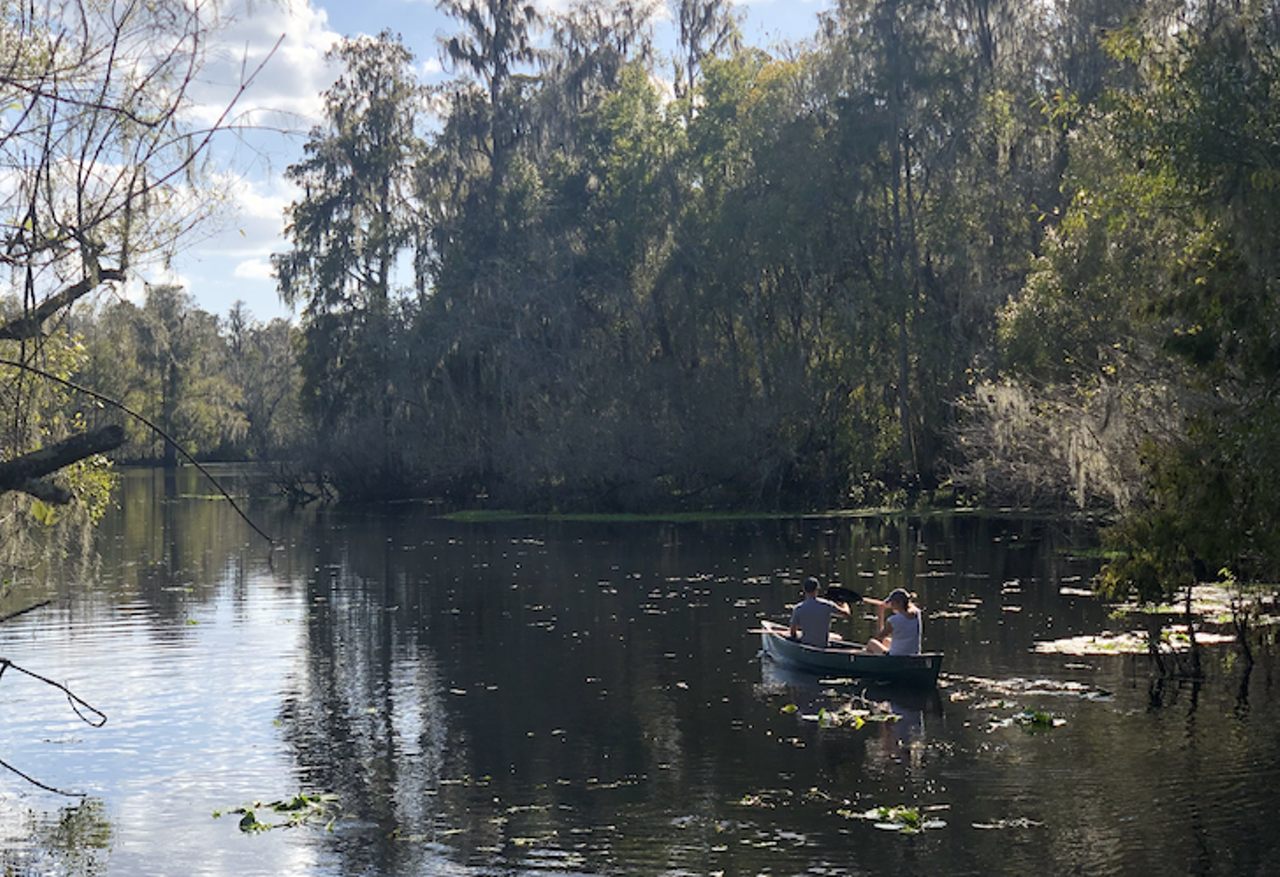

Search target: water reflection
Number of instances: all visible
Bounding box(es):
[2,470,1279,875]
[0,798,111,876]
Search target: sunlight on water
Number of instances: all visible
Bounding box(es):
[0,469,1278,875]
[0,567,319,876]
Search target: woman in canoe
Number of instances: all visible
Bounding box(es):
[864,588,921,656]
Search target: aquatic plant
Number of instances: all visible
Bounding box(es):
[215,793,340,833]
[973,816,1044,830]
[838,804,947,833]
[812,703,900,729]
[1014,709,1061,728]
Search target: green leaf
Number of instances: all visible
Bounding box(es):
[30,500,60,527]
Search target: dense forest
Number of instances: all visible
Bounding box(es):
[4,0,1280,600]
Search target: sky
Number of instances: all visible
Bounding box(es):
[164,0,833,324]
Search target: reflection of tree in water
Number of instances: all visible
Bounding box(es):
[270,512,765,872]
[0,798,112,877]
[277,551,463,874]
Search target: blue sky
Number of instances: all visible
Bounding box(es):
[164,0,833,324]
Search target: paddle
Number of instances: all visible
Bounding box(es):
[823,585,862,605]
[748,587,861,636]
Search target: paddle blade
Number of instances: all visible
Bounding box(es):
[824,585,861,604]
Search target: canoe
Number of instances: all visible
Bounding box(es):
[757,619,943,687]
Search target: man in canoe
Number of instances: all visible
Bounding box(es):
[863,588,921,656]
[789,577,851,647]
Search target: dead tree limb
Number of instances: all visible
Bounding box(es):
[0,599,51,624]
[0,424,124,503]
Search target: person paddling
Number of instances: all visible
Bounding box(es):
[789,577,851,647]
[864,588,921,656]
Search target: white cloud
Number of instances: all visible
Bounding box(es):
[217,169,297,223]
[189,0,342,132]
[233,258,275,280]
[171,167,299,320]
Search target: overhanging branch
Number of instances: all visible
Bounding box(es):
[0,357,277,545]
[0,425,124,502]
[0,267,126,341]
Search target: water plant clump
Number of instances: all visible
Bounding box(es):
[810,703,901,729]
[1013,709,1064,729]
[215,793,340,833]
[972,816,1045,830]
[982,707,1067,732]
[838,804,947,833]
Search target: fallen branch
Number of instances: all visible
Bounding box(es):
[0,599,52,624]
[0,657,108,797]
[0,425,125,503]
[0,658,107,728]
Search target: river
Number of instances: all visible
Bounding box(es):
[0,467,1276,875]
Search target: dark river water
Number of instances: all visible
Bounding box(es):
[1,467,1278,876]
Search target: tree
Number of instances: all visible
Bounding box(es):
[273,31,424,496]
[223,303,302,460]
[1,0,267,512]
[672,0,742,108]
[438,0,542,189]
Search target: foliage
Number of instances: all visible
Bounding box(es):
[1080,5,1280,600]
[72,295,298,464]
[942,0,1280,603]
[0,0,272,558]
[216,793,340,832]
[251,0,1280,620]
[0,329,117,565]
[273,31,425,497]
[951,374,1184,511]
[325,0,1075,509]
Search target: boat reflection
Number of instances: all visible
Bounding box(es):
[760,653,942,763]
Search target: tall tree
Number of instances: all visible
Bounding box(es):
[223,303,302,461]
[672,0,743,107]
[273,31,423,495]
[437,0,542,189]
[814,0,985,485]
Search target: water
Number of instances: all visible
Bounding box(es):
[1,468,1278,875]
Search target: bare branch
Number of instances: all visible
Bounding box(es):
[0,425,125,501]
[0,268,125,341]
